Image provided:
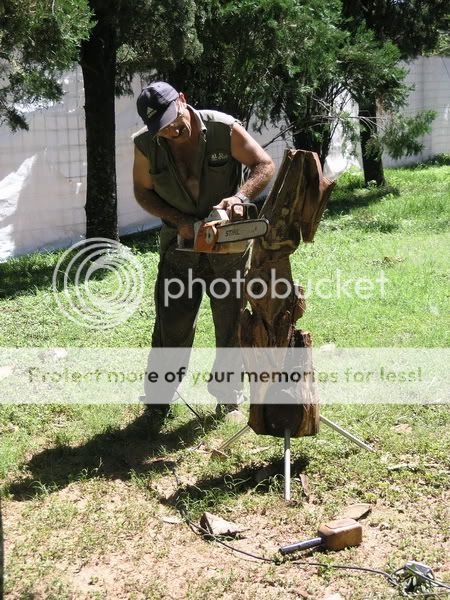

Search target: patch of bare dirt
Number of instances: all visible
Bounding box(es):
[3,478,449,599]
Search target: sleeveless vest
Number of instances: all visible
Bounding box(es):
[134,108,243,250]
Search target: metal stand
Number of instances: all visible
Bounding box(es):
[214,415,375,502]
[284,429,291,501]
[319,415,375,453]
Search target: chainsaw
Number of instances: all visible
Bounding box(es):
[177,203,269,254]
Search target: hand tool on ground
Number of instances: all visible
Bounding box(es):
[177,203,269,253]
[279,518,363,555]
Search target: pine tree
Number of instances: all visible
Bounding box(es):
[342,0,449,184]
[0,0,92,130]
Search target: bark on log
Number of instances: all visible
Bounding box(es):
[240,149,335,437]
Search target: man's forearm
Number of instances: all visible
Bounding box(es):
[134,185,194,228]
[238,159,275,200]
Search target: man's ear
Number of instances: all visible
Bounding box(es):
[178,92,187,105]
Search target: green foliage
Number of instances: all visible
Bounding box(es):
[281,26,412,161]
[156,0,344,127]
[0,0,93,130]
[114,0,205,95]
[355,108,437,163]
[360,113,436,163]
[1,0,206,125]
[340,0,448,183]
[153,0,427,167]
[426,29,450,56]
[381,110,437,160]
[342,0,449,60]
[338,29,408,108]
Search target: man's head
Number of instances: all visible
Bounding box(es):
[137,81,190,139]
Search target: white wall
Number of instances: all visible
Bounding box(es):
[0,70,158,262]
[383,56,450,166]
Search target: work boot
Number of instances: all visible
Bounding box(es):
[146,405,172,435]
[215,391,246,421]
[215,403,238,419]
[140,397,171,435]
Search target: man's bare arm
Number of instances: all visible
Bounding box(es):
[232,123,275,198]
[214,122,275,211]
[133,146,195,239]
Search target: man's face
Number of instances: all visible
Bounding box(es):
[157,100,191,142]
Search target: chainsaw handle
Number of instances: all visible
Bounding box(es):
[230,202,258,221]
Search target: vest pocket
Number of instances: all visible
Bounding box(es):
[208,159,229,168]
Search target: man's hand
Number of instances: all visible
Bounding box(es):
[213,195,244,217]
[177,216,196,240]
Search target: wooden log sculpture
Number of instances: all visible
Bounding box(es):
[239,149,335,437]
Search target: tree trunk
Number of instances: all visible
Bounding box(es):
[293,126,333,169]
[359,98,386,186]
[80,9,119,241]
[287,95,333,168]
[293,128,322,159]
[240,150,335,438]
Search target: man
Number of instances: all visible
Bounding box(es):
[133,81,274,427]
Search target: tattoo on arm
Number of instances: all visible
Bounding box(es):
[240,160,275,200]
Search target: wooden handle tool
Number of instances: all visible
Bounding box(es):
[279,518,362,555]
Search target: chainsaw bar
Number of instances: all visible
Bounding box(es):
[215,218,269,244]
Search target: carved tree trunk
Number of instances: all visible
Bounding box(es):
[240,150,335,437]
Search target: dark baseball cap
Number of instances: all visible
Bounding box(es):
[137,82,179,135]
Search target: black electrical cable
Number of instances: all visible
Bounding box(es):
[401,566,450,592]
[290,558,398,586]
[179,507,398,584]
[175,391,204,424]
[178,506,450,597]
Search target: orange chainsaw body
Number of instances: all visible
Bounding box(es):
[177,204,268,254]
[194,219,248,253]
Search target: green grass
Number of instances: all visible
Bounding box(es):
[0,159,449,599]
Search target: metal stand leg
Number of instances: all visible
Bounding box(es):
[216,424,251,453]
[284,429,291,501]
[212,413,375,499]
[319,415,375,452]
[215,417,374,455]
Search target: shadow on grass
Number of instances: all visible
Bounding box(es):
[121,227,160,254]
[0,228,160,300]
[399,153,450,170]
[8,410,310,508]
[164,454,309,513]
[0,258,59,300]
[326,153,450,219]
[325,184,400,218]
[7,410,216,501]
